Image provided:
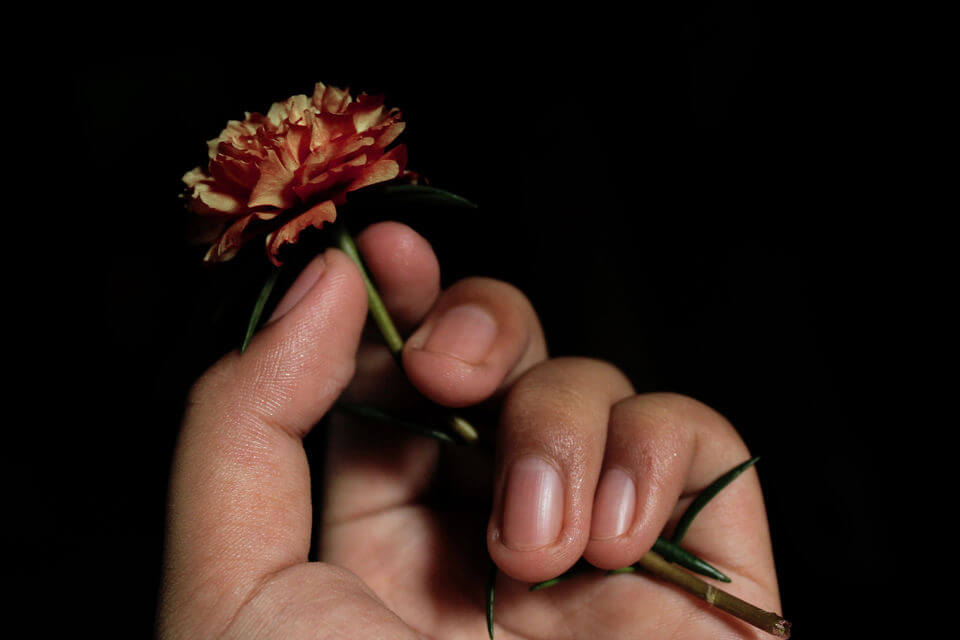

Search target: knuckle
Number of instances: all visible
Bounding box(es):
[623,392,748,456]
[499,357,630,450]
[513,357,630,398]
[610,395,693,471]
[447,277,534,313]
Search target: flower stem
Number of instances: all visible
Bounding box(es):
[332,223,404,357]
[332,222,479,443]
[636,551,791,638]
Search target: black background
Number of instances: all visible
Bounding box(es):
[21,5,924,637]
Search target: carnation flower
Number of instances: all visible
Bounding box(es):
[183,83,410,265]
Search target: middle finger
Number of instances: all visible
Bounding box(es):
[488,358,635,583]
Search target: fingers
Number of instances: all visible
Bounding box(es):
[582,395,768,577]
[355,221,441,332]
[342,222,441,405]
[343,222,548,409]
[323,223,548,529]
[487,358,635,582]
[489,362,778,605]
[162,249,368,635]
[402,277,548,407]
[583,392,781,613]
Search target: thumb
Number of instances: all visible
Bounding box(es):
[162,248,367,636]
[240,247,369,438]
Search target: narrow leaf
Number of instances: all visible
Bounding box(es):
[486,561,496,639]
[347,184,478,209]
[335,402,456,443]
[241,267,281,354]
[671,456,761,544]
[652,538,730,582]
[530,538,728,591]
[528,563,593,591]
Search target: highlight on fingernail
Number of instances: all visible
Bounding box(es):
[415,304,498,364]
[501,455,564,551]
[268,254,327,323]
[590,467,636,540]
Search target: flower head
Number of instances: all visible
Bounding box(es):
[183,83,409,264]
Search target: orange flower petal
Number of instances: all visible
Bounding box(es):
[203,214,258,263]
[209,155,259,192]
[313,83,352,114]
[374,120,405,149]
[188,181,247,216]
[294,154,369,202]
[188,83,409,262]
[345,145,407,194]
[248,149,297,209]
[264,200,338,266]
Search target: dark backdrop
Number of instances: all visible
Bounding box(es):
[26,6,917,637]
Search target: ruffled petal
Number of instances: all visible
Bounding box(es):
[209,154,259,192]
[353,103,385,133]
[182,167,207,189]
[187,83,409,262]
[187,180,247,216]
[293,154,369,202]
[313,83,352,114]
[345,145,407,195]
[265,200,337,266]
[374,119,405,149]
[203,214,258,263]
[248,149,297,209]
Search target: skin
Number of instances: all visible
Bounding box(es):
[159,222,782,639]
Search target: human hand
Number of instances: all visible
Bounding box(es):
[159,222,782,639]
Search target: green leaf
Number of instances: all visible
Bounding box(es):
[671,456,761,544]
[487,561,496,639]
[241,267,281,354]
[652,538,730,582]
[335,402,456,443]
[347,184,478,209]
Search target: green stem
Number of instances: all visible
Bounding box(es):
[332,222,479,443]
[637,551,791,638]
[529,536,727,590]
[531,552,790,638]
[333,223,404,357]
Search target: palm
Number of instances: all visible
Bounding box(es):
[317,413,777,639]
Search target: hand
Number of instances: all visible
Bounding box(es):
[159,222,782,639]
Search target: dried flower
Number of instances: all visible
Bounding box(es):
[183,83,409,265]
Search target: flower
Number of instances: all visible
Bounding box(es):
[183,83,410,265]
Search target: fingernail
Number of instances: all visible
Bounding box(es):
[268,254,326,322]
[416,304,498,364]
[502,456,564,551]
[590,468,636,540]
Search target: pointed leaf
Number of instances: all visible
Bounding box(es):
[335,402,455,443]
[652,538,730,582]
[241,267,281,353]
[347,183,478,209]
[671,456,760,544]
[487,561,496,639]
